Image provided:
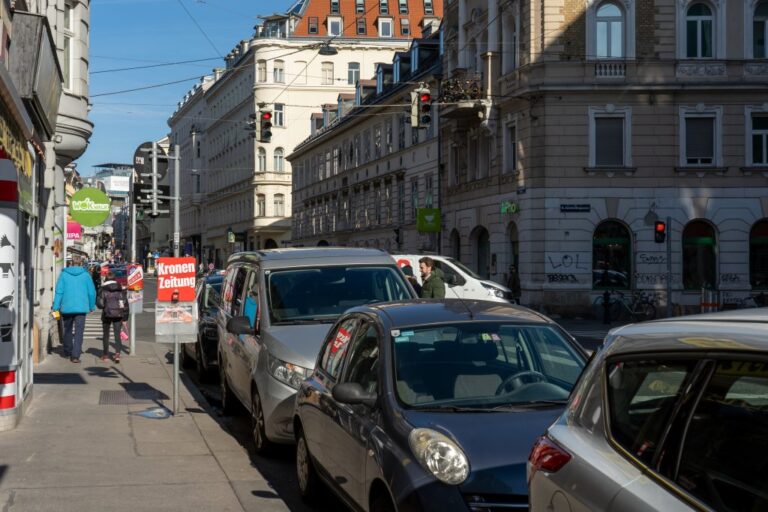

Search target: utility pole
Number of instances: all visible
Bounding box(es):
[666,215,672,318]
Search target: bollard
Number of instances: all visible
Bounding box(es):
[603,290,611,324]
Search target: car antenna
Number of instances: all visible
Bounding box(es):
[445,279,474,320]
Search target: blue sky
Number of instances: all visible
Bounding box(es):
[81,0,280,175]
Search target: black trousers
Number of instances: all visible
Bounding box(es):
[102,318,124,354]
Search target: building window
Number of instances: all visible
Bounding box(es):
[450,145,461,185]
[347,62,360,84]
[257,60,267,82]
[680,107,722,167]
[411,122,419,145]
[749,112,768,166]
[328,16,342,36]
[755,2,768,58]
[380,0,389,14]
[503,123,517,174]
[322,62,334,85]
[686,3,713,58]
[374,125,382,158]
[502,15,518,73]
[589,106,632,168]
[399,0,408,14]
[356,0,365,13]
[425,174,433,208]
[363,130,371,162]
[257,147,266,171]
[274,147,285,172]
[385,120,393,153]
[330,0,340,13]
[401,19,410,36]
[294,61,307,84]
[596,3,624,58]
[308,17,319,34]
[398,114,406,149]
[357,18,367,34]
[683,220,717,290]
[379,18,392,37]
[273,60,285,83]
[257,194,266,216]
[593,220,631,290]
[274,194,285,217]
[274,104,285,126]
[398,181,405,223]
[62,1,74,90]
[424,0,433,14]
[410,179,418,219]
[750,219,768,289]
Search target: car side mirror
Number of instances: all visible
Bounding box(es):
[332,382,377,408]
[226,316,253,335]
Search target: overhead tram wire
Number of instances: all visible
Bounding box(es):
[177,0,224,57]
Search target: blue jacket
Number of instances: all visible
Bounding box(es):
[53,267,97,314]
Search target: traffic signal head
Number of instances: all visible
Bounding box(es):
[654,221,666,243]
[247,113,259,139]
[419,90,432,127]
[259,110,273,143]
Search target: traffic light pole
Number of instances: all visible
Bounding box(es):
[130,178,137,356]
[666,216,672,318]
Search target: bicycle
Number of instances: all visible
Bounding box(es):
[593,290,657,323]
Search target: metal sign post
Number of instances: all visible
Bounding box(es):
[666,215,672,318]
[173,144,181,416]
[130,179,137,356]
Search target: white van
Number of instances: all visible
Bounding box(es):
[392,254,511,303]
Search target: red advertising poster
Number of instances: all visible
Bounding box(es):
[156,257,196,302]
[66,221,82,240]
[127,263,144,291]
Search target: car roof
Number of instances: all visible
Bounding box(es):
[606,307,768,354]
[227,247,396,269]
[348,299,555,327]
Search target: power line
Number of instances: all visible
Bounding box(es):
[177,0,224,57]
[91,57,221,74]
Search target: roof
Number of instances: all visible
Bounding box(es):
[352,300,555,328]
[227,247,395,269]
[605,308,768,355]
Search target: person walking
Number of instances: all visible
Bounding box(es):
[507,264,521,304]
[52,257,96,363]
[418,256,445,299]
[97,271,129,363]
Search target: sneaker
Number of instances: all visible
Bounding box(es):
[70,358,81,363]
[113,353,120,363]
[101,354,110,362]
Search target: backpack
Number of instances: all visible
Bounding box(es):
[102,289,126,318]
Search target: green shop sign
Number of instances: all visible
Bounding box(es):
[70,187,111,226]
[416,208,441,233]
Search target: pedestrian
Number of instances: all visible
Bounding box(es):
[52,257,96,363]
[90,264,101,294]
[401,264,422,296]
[418,256,445,299]
[507,264,521,304]
[97,271,129,363]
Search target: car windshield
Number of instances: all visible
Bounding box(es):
[445,257,483,280]
[393,322,585,409]
[267,265,412,323]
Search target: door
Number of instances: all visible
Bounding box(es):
[437,261,470,298]
[240,268,263,398]
[329,321,381,507]
[220,266,249,404]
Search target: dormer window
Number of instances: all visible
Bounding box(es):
[401,18,410,36]
[330,0,340,13]
[411,45,420,72]
[328,16,343,36]
[398,0,408,14]
[308,17,319,34]
[356,0,365,13]
[357,17,367,34]
[380,0,389,15]
[379,18,393,37]
[423,0,433,15]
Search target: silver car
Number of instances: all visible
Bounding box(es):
[216,248,415,455]
[528,308,768,512]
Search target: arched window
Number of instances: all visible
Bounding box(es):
[257,147,266,172]
[450,229,461,261]
[256,194,266,217]
[750,219,768,289]
[592,220,631,289]
[683,220,717,290]
[755,2,768,58]
[274,194,285,217]
[596,3,624,58]
[686,3,713,58]
[274,148,284,172]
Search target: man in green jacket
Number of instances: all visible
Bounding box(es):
[418,256,445,299]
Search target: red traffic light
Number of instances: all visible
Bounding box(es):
[419,92,431,103]
[655,221,666,232]
[261,112,272,120]
[654,221,666,243]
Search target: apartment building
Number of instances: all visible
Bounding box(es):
[289,36,441,251]
[169,0,442,267]
[439,0,768,316]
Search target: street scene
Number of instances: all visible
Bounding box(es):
[1,0,768,511]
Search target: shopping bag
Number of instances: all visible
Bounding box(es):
[120,322,129,342]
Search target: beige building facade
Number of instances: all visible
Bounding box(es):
[440,0,768,316]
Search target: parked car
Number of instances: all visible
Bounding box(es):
[294,300,588,511]
[393,254,512,302]
[528,308,768,512]
[109,265,128,287]
[218,247,416,454]
[182,273,224,381]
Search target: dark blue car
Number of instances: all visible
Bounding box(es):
[293,300,588,511]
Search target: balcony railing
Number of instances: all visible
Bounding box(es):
[440,75,484,102]
[595,61,626,78]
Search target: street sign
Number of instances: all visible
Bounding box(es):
[133,141,168,180]
[133,184,170,202]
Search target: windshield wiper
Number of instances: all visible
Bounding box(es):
[497,400,568,410]
[411,405,503,413]
[274,318,334,325]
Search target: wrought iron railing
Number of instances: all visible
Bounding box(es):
[440,75,484,102]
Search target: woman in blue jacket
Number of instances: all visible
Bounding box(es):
[52,258,96,363]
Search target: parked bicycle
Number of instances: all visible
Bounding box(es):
[593,290,657,323]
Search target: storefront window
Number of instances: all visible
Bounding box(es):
[593,220,631,289]
[750,219,768,289]
[683,220,717,290]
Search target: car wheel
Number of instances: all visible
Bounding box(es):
[371,493,396,512]
[296,427,323,503]
[195,340,211,383]
[219,355,238,415]
[251,389,276,456]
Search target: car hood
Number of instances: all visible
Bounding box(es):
[264,323,335,369]
[481,280,510,292]
[403,407,562,495]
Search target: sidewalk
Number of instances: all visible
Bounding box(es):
[0,314,290,512]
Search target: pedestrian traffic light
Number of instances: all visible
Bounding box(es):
[259,109,273,143]
[247,113,259,139]
[654,221,666,243]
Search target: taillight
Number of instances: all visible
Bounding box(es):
[528,436,571,482]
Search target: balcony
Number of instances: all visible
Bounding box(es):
[595,61,626,78]
[440,74,488,121]
[253,171,293,184]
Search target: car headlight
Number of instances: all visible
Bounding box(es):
[408,428,470,485]
[482,284,505,298]
[267,354,310,390]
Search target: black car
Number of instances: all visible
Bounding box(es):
[293,299,588,511]
[182,273,223,381]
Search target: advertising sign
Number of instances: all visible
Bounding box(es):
[416,208,441,233]
[66,221,82,240]
[156,257,196,302]
[70,188,111,227]
[128,290,144,314]
[103,176,130,195]
[155,302,197,341]
[127,263,144,291]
